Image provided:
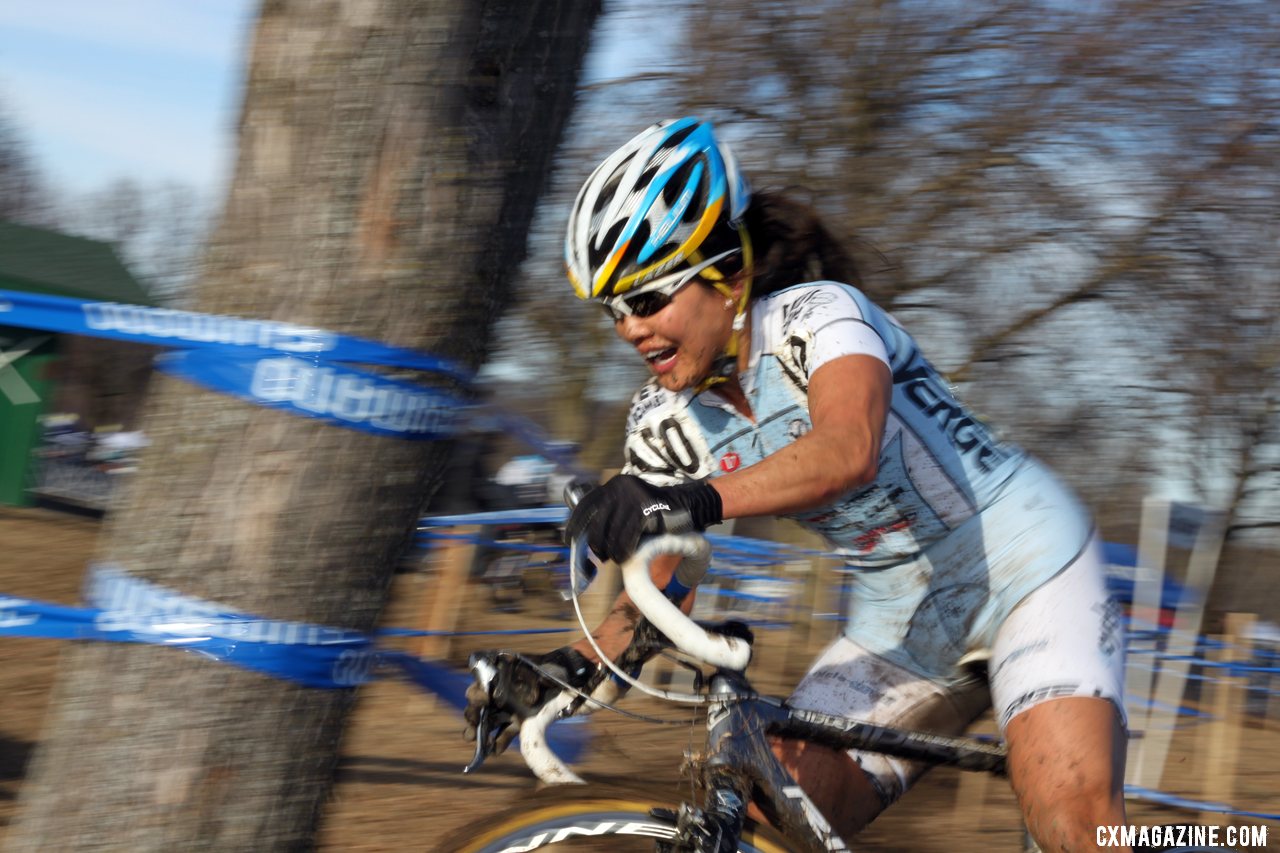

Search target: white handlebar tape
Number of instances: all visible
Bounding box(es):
[520,690,586,785]
[521,533,750,785]
[621,534,751,671]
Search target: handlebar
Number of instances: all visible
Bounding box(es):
[618,534,751,672]
[515,532,749,784]
[468,532,753,784]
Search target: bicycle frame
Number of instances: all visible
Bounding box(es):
[685,667,1007,853]
[468,532,1012,852]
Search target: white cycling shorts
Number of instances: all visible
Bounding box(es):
[788,535,1125,806]
[839,459,1099,684]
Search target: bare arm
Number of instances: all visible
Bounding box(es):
[569,355,889,663]
[712,353,891,519]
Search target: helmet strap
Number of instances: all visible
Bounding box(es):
[696,226,753,394]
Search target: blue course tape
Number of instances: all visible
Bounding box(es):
[0,289,471,439]
[0,593,588,758]
[1125,784,1280,821]
[421,506,570,527]
[376,627,575,638]
[422,508,833,559]
[160,349,464,440]
[0,289,471,379]
[1157,654,1280,676]
[82,564,379,687]
[417,531,569,557]
[0,588,373,689]
[0,570,580,686]
[1,565,594,762]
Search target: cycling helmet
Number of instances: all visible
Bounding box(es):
[565,118,752,301]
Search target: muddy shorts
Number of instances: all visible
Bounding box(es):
[789,497,1126,805]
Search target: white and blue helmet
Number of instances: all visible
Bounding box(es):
[565,118,752,300]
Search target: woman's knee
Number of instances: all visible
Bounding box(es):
[1005,697,1128,846]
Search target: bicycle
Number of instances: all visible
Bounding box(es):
[441,533,1012,852]
[440,533,1237,853]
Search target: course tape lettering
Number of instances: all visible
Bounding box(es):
[82,564,379,687]
[1,563,583,689]
[0,289,470,439]
[0,587,577,684]
[0,575,592,760]
[161,350,462,440]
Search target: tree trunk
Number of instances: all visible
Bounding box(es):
[7,1,599,850]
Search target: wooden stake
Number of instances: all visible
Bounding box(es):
[413,526,478,661]
[1200,613,1252,831]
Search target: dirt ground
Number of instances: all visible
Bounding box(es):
[1,506,1275,851]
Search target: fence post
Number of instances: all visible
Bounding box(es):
[1126,497,1172,785]
[413,525,478,661]
[1200,613,1252,830]
[1132,506,1226,789]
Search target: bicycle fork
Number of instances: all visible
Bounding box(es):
[690,675,851,853]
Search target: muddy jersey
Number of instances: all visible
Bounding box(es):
[620,281,1026,566]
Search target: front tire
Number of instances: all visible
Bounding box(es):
[438,788,790,852]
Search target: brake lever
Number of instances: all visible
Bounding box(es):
[463,703,518,774]
[463,704,494,774]
[463,654,512,774]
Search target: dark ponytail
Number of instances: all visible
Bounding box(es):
[742,189,863,298]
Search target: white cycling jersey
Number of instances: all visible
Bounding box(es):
[617,281,1124,803]
[622,280,1024,566]
[621,281,1107,681]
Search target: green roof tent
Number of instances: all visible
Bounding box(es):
[0,220,153,305]
[0,220,155,506]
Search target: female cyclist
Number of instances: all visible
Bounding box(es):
[469,117,1129,851]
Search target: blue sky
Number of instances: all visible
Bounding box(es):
[0,1,258,197]
[0,2,667,201]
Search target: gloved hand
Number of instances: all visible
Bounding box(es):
[564,475,723,565]
[463,646,597,754]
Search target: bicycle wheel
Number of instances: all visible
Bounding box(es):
[439,788,792,853]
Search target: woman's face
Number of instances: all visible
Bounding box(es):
[611,281,737,392]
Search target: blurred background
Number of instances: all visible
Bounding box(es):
[2,0,1275,613]
[1,2,1278,848]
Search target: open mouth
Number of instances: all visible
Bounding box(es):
[644,347,678,371]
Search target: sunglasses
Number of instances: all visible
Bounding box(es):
[598,248,741,323]
[599,282,688,322]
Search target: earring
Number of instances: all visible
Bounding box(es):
[724,298,734,309]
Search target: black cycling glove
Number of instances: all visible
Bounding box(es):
[564,474,723,565]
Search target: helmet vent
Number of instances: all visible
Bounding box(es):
[631,220,651,258]
[590,219,626,268]
[638,162,661,191]
[666,123,697,148]
[662,158,698,207]
[565,118,751,300]
[596,172,624,217]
